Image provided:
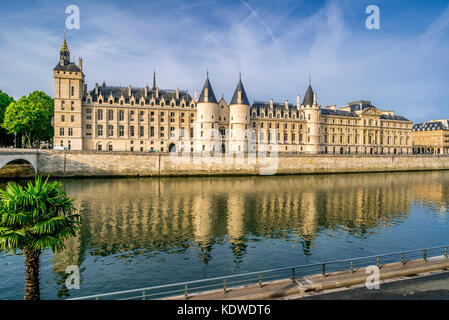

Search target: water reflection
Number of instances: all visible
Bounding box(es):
[3,171,449,298]
[49,172,449,272]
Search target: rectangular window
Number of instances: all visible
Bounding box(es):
[86,108,92,120]
[97,125,103,136]
[190,127,194,138]
[86,124,92,136]
[61,115,65,122]
[108,110,114,121]
[130,126,135,137]
[98,109,103,120]
[71,115,74,122]
[119,110,124,121]
[150,126,155,137]
[140,126,144,137]
[119,125,124,137]
[61,101,65,110]
[71,101,74,111]
[71,86,74,96]
[60,128,64,136]
[68,128,73,136]
[109,125,114,136]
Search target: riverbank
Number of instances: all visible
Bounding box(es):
[2,149,449,178]
[164,255,449,300]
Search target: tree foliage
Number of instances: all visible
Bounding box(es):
[0,90,14,125]
[0,176,80,255]
[2,91,54,147]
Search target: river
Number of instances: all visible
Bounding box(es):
[1,171,449,299]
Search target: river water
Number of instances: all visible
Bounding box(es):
[1,171,449,299]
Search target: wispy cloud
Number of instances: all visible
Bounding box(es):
[0,0,448,122]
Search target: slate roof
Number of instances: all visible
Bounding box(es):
[250,101,300,118]
[87,85,193,105]
[380,114,410,122]
[230,78,250,105]
[198,78,217,103]
[413,121,448,131]
[53,62,82,72]
[320,109,359,118]
[302,84,314,105]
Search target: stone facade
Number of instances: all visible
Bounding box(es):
[53,38,413,155]
[35,150,449,177]
[412,119,449,154]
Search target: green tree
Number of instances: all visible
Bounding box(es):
[2,91,54,147]
[0,90,15,147]
[0,176,80,300]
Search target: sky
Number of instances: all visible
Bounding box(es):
[0,0,449,122]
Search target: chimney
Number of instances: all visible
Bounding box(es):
[176,88,179,100]
[195,89,198,102]
[297,95,300,107]
[78,58,83,71]
[285,100,289,109]
[156,87,159,99]
[145,84,148,97]
[95,83,99,95]
[313,93,317,105]
[83,84,87,96]
[269,99,273,109]
[128,85,132,97]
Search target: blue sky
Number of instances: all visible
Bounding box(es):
[1,0,449,122]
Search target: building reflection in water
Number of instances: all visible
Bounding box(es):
[50,171,449,278]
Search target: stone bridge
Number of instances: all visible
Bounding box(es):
[0,148,38,174]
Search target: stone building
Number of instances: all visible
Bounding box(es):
[53,38,413,154]
[412,120,449,154]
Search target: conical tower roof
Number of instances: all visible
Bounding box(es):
[198,75,217,103]
[302,84,314,106]
[230,75,249,105]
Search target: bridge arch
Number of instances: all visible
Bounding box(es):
[0,153,38,174]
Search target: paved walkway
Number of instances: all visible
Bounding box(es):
[166,256,449,300]
[297,270,449,300]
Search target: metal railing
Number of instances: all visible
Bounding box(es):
[67,244,449,300]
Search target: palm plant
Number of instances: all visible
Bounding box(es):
[0,176,80,300]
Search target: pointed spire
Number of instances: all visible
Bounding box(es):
[60,30,69,53]
[198,72,217,103]
[152,70,156,90]
[230,74,249,105]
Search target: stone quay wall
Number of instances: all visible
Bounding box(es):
[31,150,449,177]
